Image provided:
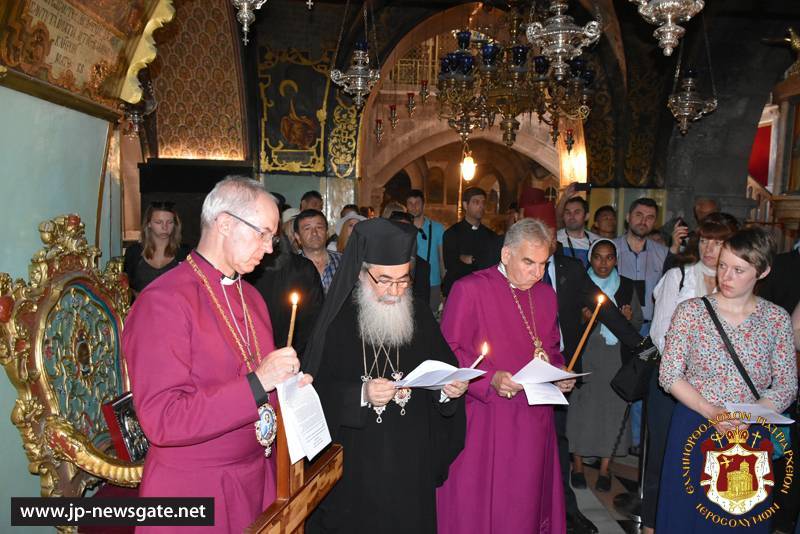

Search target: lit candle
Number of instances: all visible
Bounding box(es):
[567,294,605,371]
[286,292,299,347]
[469,342,489,369]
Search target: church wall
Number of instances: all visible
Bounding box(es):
[662,2,800,222]
[150,0,247,160]
[0,85,118,530]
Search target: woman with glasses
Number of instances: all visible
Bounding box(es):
[124,202,189,295]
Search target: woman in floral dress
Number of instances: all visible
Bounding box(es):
[657,227,797,532]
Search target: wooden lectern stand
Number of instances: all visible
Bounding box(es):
[246,405,344,533]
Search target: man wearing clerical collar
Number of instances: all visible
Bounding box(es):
[304,218,467,534]
[442,187,500,296]
[123,176,311,533]
[437,217,576,534]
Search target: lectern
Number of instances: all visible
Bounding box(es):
[246,404,343,533]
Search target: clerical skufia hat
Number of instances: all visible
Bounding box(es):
[355,218,417,265]
[302,218,417,375]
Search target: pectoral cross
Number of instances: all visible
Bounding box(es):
[306,0,314,8]
[750,430,762,449]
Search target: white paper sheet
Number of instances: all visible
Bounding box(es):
[522,383,569,405]
[276,373,332,464]
[393,359,486,390]
[723,403,795,425]
[511,358,589,385]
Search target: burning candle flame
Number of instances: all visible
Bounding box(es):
[290,292,299,305]
[597,294,605,304]
[481,342,489,356]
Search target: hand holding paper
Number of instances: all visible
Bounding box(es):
[394,359,486,390]
[275,373,332,464]
[511,358,589,405]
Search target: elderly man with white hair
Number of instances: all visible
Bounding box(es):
[304,217,467,534]
[437,217,575,534]
[123,176,311,533]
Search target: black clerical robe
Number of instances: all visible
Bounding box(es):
[442,220,499,296]
[246,249,323,359]
[308,294,465,534]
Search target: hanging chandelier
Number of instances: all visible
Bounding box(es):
[629,0,704,56]
[330,0,380,109]
[331,40,380,109]
[526,0,601,81]
[232,0,315,45]
[435,0,598,148]
[666,14,716,135]
[668,72,716,134]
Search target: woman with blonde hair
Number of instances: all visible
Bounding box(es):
[124,201,189,294]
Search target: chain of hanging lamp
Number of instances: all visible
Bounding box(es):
[330,0,381,110]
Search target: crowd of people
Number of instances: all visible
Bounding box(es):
[122,177,799,534]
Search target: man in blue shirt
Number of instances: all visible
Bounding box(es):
[613,197,667,453]
[295,209,342,295]
[406,189,445,313]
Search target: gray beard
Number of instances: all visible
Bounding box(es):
[355,280,415,349]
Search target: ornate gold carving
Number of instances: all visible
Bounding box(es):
[585,58,615,186]
[329,93,358,179]
[120,0,175,104]
[45,417,142,487]
[0,215,140,500]
[258,47,334,173]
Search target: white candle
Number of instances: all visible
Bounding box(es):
[286,292,299,347]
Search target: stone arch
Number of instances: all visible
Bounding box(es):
[357,3,569,208]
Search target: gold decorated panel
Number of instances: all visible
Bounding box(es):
[0,0,160,117]
[151,0,246,160]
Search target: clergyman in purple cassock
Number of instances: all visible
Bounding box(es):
[436,265,566,534]
[121,176,303,533]
[123,254,278,532]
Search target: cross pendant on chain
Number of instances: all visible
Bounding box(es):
[306,0,313,8]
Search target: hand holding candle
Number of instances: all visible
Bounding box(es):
[286,292,299,348]
[567,294,605,371]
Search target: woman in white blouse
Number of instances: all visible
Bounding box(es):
[650,213,740,352]
[640,213,739,534]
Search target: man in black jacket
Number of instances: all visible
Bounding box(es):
[542,245,645,534]
[246,233,324,360]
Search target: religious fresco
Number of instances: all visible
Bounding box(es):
[258,46,334,173]
[0,0,158,114]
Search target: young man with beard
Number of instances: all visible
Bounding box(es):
[304,218,467,534]
[557,196,598,268]
[613,198,668,453]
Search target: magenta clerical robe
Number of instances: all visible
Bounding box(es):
[436,266,566,534]
[122,253,277,533]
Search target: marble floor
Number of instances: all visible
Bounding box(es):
[573,454,644,534]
